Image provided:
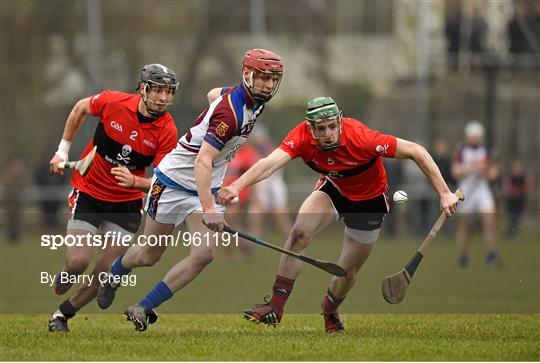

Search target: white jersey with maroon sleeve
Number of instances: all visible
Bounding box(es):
[454,144,495,212]
[154,85,264,195]
[454,145,491,192]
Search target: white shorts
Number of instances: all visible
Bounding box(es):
[145,175,225,226]
[254,173,288,210]
[457,183,495,213]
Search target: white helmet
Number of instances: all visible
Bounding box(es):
[465,121,484,138]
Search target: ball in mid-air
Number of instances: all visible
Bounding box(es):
[393,190,408,203]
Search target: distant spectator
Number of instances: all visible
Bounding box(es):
[35,148,65,232]
[502,160,534,239]
[530,1,540,47]
[452,121,499,268]
[445,1,463,70]
[508,5,533,55]
[2,155,31,243]
[508,2,540,69]
[470,6,488,55]
[432,137,455,189]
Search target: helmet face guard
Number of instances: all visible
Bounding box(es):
[242,49,284,102]
[139,64,179,117]
[305,97,343,151]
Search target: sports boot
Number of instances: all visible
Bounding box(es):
[322,311,344,334]
[48,312,69,332]
[243,296,282,327]
[97,271,120,309]
[124,304,158,332]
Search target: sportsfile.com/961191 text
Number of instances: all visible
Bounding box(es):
[40,231,239,250]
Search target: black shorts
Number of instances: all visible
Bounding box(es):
[68,189,143,233]
[317,180,389,231]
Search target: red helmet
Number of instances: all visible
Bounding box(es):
[243,48,284,73]
[242,48,284,102]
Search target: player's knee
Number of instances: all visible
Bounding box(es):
[66,254,92,274]
[137,250,162,267]
[289,225,313,247]
[191,250,215,269]
[342,269,357,284]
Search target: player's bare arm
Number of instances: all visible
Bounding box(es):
[110,166,151,192]
[394,137,458,216]
[49,97,92,174]
[195,141,225,231]
[217,148,292,205]
[207,88,223,104]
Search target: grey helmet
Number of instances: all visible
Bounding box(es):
[140,64,179,88]
[138,63,179,117]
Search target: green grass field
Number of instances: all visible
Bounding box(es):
[1,314,539,360]
[1,222,539,360]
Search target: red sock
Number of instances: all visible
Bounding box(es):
[269,274,295,315]
[322,289,344,314]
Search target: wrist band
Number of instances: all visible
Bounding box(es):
[56,139,71,161]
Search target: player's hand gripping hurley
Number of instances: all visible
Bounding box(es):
[52,146,97,177]
[223,226,347,277]
[381,188,465,304]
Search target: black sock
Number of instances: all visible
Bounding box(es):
[59,299,78,319]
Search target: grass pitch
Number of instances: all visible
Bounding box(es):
[1,314,539,360]
[2,227,539,315]
[1,221,538,360]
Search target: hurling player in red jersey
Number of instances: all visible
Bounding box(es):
[217,97,459,333]
[47,64,179,332]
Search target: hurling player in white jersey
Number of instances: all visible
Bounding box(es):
[96,49,284,331]
[452,121,499,268]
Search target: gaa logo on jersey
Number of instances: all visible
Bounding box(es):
[216,122,229,137]
[110,121,123,132]
[376,144,389,154]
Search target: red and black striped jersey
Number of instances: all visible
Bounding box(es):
[280,118,397,201]
[70,90,178,202]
